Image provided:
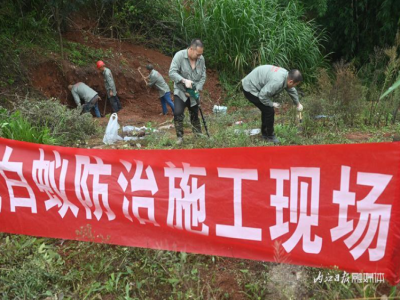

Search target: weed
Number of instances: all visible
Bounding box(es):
[0,235,65,299]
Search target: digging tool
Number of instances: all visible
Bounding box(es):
[297,111,302,123]
[296,111,304,133]
[103,96,107,116]
[137,67,148,85]
[186,83,210,137]
[198,105,210,137]
[185,83,200,101]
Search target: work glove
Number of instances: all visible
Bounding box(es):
[297,103,303,112]
[272,102,280,108]
[183,79,193,89]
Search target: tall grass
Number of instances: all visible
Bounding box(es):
[0,109,59,145]
[174,0,327,81]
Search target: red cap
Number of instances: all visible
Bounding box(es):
[96,60,105,69]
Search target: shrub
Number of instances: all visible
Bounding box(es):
[303,64,365,129]
[65,42,113,67]
[328,62,365,126]
[17,98,101,146]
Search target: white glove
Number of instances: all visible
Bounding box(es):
[184,79,193,89]
[297,103,303,112]
[272,102,280,108]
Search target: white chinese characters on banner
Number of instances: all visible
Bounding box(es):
[0,146,36,213]
[0,142,396,263]
[32,149,78,218]
[118,160,159,226]
[216,168,262,241]
[331,166,392,261]
[270,168,322,254]
[164,162,209,235]
[75,155,115,221]
[269,169,289,240]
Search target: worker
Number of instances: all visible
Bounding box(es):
[144,64,175,115]
[169,39,206,145]
[96,60,122,113]
[68,82,101,118]
[241,65,304,144]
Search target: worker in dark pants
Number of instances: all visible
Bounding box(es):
[169,39,206,145]
[242,65,304,144]
[68,82,101,118]
[97,60,122,113]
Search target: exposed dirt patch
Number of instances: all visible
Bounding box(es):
[27,20,224,126]
[29,61,70,101]
[216,273,245,300]
[344,132,372,142]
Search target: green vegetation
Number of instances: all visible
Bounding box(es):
[0,108,59,145]
[316,0,400,64]
[65,41,113,67]
[174,0,327,80]
[2,0,399,82]
[1,233,399,299]
[0,0,327,83]
[0,99,100,146]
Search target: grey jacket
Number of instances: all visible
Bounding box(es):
[103,67,117,98]
[71,82,98,106]
[169,49,206,106]
[148,69,170,97]
[242,65,299,107]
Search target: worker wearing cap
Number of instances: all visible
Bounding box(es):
[145,64,174,115]
[96,60,122,113]
[169,38,206,145]
[68,82,101,117]
[242,65,304,144]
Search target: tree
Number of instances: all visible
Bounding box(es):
[47,0,85,59]
[317,0,400,63]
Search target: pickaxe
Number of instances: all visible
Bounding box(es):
[137,67,149,85]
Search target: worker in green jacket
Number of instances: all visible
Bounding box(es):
[96,61,122,113]
[169,39,206,145]
[68,82,101,118]
[242,65,304,144]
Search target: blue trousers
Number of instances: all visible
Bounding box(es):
[160,92,174,114]
[93,103,101,117]
[83,96,101,118]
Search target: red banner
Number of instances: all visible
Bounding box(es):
[0,138,400,284]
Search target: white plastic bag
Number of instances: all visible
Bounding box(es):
[122,125,136,132]
[103,113,123,145]
[213,105,227,114]
[234,128,261,136]
[123,125,159,133]
[123,136,137,141]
